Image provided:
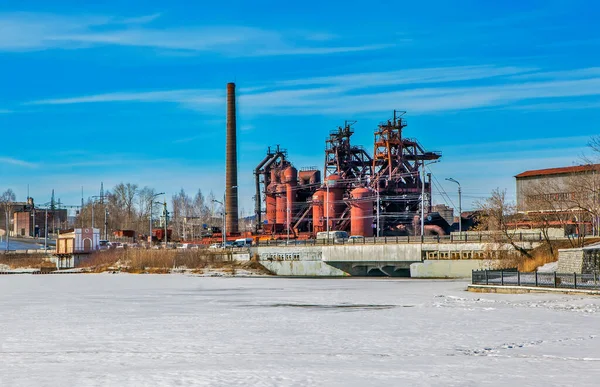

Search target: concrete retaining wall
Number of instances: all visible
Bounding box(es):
[410,260,499,278]
[468,284,600,296]
[557,248,584,273]
[259,260,348,276]
[323,244,421,262]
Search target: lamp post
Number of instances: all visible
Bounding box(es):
[287,207,291,242]
[326,181,330,234]
[421,160,439,238]
[213,186,236,247]
[163,200,169,247]
[89,195,103,229]
[445,178,462,234]
[104,208,109,240]
[212,197,225,246]
[376,189,380,237]
[149,192,165,244]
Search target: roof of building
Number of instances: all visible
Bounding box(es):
[515,163,600,178]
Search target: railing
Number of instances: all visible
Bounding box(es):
[254,233,543,247]
[472,270,600,290]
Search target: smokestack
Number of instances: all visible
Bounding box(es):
[225,82,239,234]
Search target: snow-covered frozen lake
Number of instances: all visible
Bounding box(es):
[1,275,599,386]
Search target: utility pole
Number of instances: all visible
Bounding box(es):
[44,207,48,251]
[446,178,462,234]
[421,161,439,237]
[148,192,165,244]
[104,208,108,240]
[81,186,84,228]
[287,207,291,242]
[326,181,330,234]
[376,189,380,237]
[212,194,227,247]
[163,200,169,247]
[222,192,226,246]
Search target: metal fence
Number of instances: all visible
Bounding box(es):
[255,232,543,247]
[472,269,600,290]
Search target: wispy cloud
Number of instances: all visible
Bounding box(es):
[0,157,37,168]
[275,65,536,88]
[27,65,600,116]
[0,109,13,114]
[0,12,390,57]
[510,100,600,111]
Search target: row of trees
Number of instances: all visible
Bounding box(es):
[76,184,220,240]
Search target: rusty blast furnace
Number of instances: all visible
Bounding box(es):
[254,111,442,237]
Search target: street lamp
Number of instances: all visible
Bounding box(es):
[90,195,103,229]
[149,192,165,244]
[376,188,380,238]
[213,186,237,247]
[104,208,109,240]
[421,160,439,238]
[445,178,462,234]
[212,198,225,246]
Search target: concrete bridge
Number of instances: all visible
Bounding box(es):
[253,241,539,277]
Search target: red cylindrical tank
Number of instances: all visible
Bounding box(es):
[270,168,279,184]
[310,170,321,185]
[275,184,287,225]
[284,167,297,228]
[351,187,374,237]
[265,193,277,225]
[325,174,344,230]
[312,190,325,233]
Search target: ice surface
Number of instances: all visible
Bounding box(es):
[1,275,599,386]
[0,240,43,250]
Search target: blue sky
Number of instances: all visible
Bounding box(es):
[1,0,599,215]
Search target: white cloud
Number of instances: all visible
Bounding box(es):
[27,65,600,116]
[509,100,600,111]
[276,65,536,88]
[29,89,218,105]
[251,43,394,56]
[0,12,390,56]
[0,109,12,114]
[0,157,37,168]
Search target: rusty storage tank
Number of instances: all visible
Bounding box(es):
[309,170,321,185]
[265,192,277,225]
[275,183,287,225]
[312,190,325,233]
[325,174,344,230]
[270,168,279,185]
[283,166,297,228]
[265,169,280,225]
[350,187,374,237]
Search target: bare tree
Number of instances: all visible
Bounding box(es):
[0,189,16,249]
[565,167,600,238]
[475,188,531,257]
[137,186,159,235]
[523,180,582,251]
[113,183,138,229]
[171,189,192,240]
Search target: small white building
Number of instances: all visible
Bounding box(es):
[53,228,101,268]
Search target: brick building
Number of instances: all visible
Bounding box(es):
[516,164,600,213]
[12,198,68,237]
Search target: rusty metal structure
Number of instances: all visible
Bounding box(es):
[254,111,442,237]
[225,82,239,234]
[324,121,372,181]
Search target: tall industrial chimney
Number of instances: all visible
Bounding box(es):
[225,82,239,234]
